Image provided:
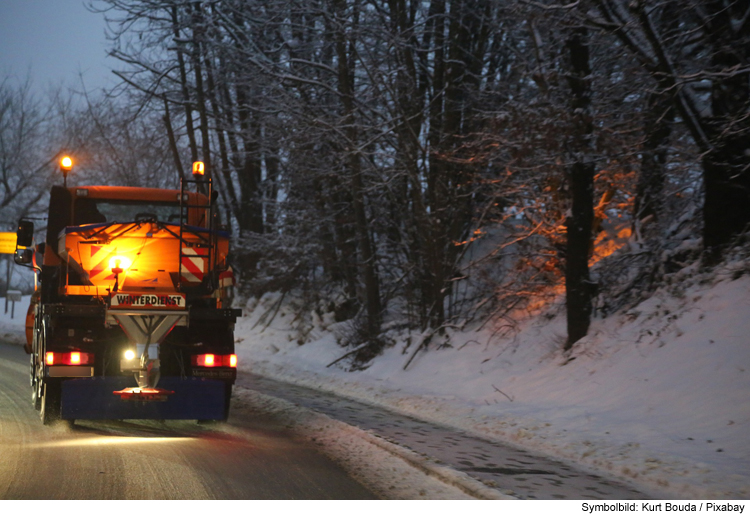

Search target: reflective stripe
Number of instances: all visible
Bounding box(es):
[181,247,207,283]
[219,267,235,287]
[89,245,116,281]
[48,366,94,377]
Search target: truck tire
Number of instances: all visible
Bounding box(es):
[29,351,34,387]
[32,369,42,411]
[31,331,43,411]
[40,380,62,425]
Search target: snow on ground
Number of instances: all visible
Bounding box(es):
[3,264,748,499]
[0,295,28,347]
[232,269,750,499]
[231,386,511,499]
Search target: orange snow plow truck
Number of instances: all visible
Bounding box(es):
[14,159,240,424]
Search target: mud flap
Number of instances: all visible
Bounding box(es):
[60,376,228,421]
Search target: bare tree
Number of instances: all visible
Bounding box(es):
[591,0,750,256]
[0,75,60,229]
[87,0,742,362]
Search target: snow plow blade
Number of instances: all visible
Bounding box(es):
[60,377,228,421]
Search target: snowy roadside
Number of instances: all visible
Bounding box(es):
[233,271,750,500]
[230,386,512,499]
[0,296,27,347]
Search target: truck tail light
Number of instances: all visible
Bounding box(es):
[45,351,94,366]
[192,354,237,368]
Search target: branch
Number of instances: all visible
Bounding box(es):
[635,3,712,152]
[492,384,514,402]
[590,0,657,69]
[326,342,370,368]
[403,328,435,370]
[520,0,580,11]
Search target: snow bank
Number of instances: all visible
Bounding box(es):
[235,273,750,499]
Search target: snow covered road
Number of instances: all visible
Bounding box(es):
[0,341,379,499]
[0,339,498,500]
[237,371,650,499]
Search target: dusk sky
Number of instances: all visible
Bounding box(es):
[0,1,117,93]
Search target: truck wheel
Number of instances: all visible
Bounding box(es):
[40,380,62,425]
[32,324,45,410]
[29,352,34,387]
[31,348,42,411]
[32,374,42,411]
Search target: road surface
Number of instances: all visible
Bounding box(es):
[240,371,650,500]
[0,341,376,499]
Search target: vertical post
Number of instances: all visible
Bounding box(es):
[4,255,9,314]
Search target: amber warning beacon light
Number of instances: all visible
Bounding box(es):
[60,156,73,187]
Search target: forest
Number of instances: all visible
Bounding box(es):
[2,0,749,367]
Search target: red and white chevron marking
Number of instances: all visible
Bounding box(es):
[181,247,207,283]
[89,245,117,281]
[219,267,235,288]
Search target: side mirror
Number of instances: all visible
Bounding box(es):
[16,220,34,247]
[14,247,33,265]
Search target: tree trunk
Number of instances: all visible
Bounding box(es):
[702,29,750,255]
[333,0,382,358]
[201,43,234,222]
[702,148,750,254]
[171,6,198,164]
[564,27,595,350]
[162,97,185,183]
[190,3,212,182]
[565,162,595,349]
[633,89,673,236]
[264,142,280,230]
